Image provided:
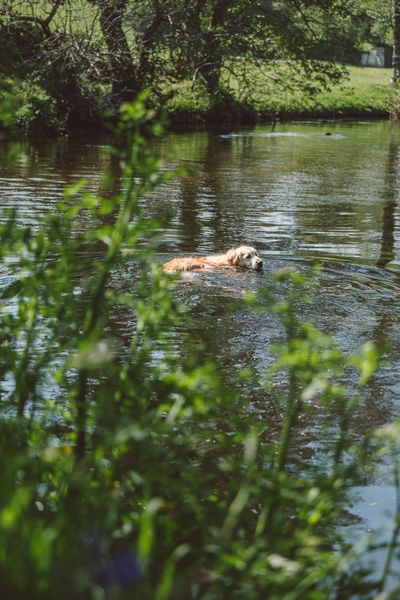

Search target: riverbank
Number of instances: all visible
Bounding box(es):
[166,66,394,128]
[0,66,394,135]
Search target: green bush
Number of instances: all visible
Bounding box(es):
[0,78,62,134]
[0,91,399,599]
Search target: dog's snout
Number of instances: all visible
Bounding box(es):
[254,257,263,271]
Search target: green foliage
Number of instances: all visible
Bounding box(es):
[0,78,62,134]
[0,0,395,131]
[0,92,399,599]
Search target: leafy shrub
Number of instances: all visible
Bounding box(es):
[0,78,62,134]
[0,91,398,599]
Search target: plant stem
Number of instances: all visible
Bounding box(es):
[380,455,400,589]
[277,369,299,472]
[73,152,138,462]
[15,300,37,418]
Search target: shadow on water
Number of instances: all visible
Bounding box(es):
[2,121,400,563]
[376,131,399,268]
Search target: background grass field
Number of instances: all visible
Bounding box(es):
[167,65,394,122]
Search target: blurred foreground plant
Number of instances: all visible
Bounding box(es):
[0,94,398,600]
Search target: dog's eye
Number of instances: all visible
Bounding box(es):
[245,254,250,259]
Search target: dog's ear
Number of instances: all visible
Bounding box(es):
[226,248,239,265]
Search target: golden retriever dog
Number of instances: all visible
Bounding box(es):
[162,245,263,273]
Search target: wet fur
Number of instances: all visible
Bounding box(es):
[162,245,263,273]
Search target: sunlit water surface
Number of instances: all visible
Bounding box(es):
[1,120,400,573]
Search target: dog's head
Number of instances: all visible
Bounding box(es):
[226,246,263,271]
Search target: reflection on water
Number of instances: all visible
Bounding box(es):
[152,121,400,268]
[1,121,400,548]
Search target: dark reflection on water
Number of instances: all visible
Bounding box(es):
[1,121,400,545]
[377,131,399,268]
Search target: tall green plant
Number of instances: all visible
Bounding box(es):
[0,93,398,599]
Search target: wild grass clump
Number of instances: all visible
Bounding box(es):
[0,92,399,599]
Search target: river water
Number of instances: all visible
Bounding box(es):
[1,120,400,566]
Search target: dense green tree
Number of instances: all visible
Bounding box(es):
[0,0,395,128]
[127,0,352,97]
[0,1,107,126]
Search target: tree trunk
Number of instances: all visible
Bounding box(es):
[392,0,400,83]
[136,2,165,83]
[91,0,139,103]
[201,0,230,96]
